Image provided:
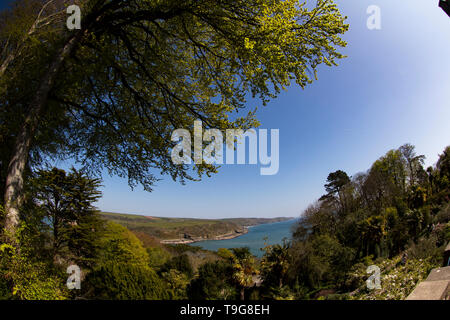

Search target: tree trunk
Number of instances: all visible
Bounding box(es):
[3,32,81,240]
[0,53,15,79]
[240,288,245,301]
[409,162,415,187]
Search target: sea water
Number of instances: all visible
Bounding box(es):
[190,219,298,257]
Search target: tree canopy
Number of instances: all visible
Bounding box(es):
[0,0,348,236]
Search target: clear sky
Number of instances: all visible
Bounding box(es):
[4,1,450,218]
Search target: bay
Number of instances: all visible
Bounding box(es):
[190,218,298,257]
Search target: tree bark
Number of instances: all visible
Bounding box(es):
[3,32,81,239]
[240,288,245,301]
[0,53,15,79]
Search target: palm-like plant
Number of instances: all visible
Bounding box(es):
[260,238,291,288]
[222,248,258,300]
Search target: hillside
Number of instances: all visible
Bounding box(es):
[100,212,293,243]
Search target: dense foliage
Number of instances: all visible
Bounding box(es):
[85,262,167,300]
[0,0,348,238]
[0,145,448,300]
[0,0,448,302]
[258,144,450,299]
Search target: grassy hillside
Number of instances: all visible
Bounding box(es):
[100,212,293,242]
[223,217,294,226]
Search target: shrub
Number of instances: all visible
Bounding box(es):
[147,247,172,270]
[0,243,68,300]
[435,203,450,224]
[160,254,193,278]
[85,262,167,299]
[99,221,149,267]
[160,269,189,299]
[407,236,441,264]
[187,261,236,300]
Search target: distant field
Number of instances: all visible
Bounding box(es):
[100,212,293,241]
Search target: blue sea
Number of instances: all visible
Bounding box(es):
[190,219,298,257]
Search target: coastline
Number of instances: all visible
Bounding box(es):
[160,227,249,245]
[159,218,297,245]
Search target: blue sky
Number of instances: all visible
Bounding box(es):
[3,1,450,218]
